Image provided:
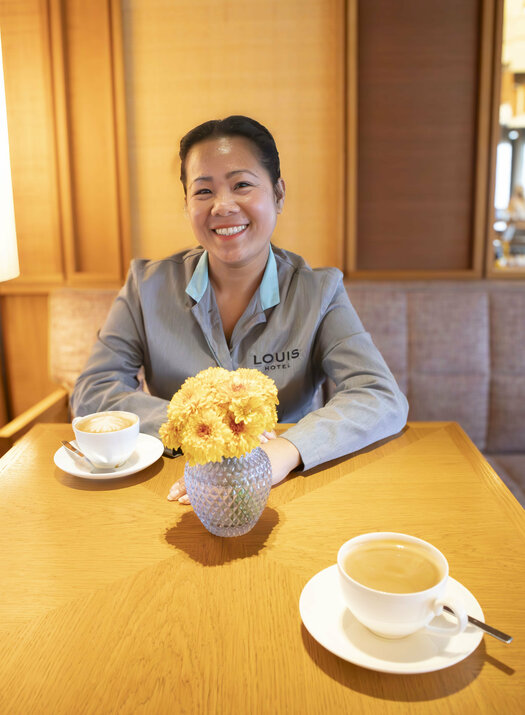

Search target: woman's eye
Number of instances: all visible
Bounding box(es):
[234,181,252,190]
[194,188,212,196]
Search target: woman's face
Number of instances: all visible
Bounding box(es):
[184,136,285,271]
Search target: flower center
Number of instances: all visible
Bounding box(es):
[197,423,212,438]
[228,416,247,435]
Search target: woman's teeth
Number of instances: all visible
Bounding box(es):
[214,225,247,236]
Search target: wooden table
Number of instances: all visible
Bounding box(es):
[0,422,523,713]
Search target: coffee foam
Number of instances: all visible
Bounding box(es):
[76,412,136,433]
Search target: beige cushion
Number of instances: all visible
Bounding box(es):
[346,289,408,394]
[487,293,525,451]
[49,289,118,393]
[408,292,490,449]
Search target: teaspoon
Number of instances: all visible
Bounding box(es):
[442,605,512,643]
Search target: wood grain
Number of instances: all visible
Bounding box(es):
[355,0,490,274]
[120,0,346,269]
[0,0,63,283]
[0,387,68,455]
[0,294,58,416]
[0,421,523,713]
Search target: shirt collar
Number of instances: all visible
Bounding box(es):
[185,251,209,303]
[185,247,280,310]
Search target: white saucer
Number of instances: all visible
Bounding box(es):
[54,433,165,479]
[299,565,484,674]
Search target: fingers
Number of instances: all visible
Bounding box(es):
[167,479,189,503]
[259,430,277,444]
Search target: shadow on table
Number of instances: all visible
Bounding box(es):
[55,459,164,491]
[164,505,280,566]
[299,624,509,701]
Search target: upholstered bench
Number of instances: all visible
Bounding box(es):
[345,281,525,506]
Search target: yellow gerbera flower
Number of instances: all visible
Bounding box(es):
[159,367,278,464]
[180,407,231,465]
[222,412,260,459]
[158,419,182,451]
[233,368,279,404]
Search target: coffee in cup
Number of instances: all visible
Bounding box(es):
[75,412,137,433]
[337,532,468,639]
[72,410,139,468]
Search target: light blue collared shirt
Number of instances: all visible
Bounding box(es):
[185,247,280,311]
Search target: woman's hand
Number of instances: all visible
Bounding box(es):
[259,436,301,485]
[167,431,299,503]
[167,477,190,504]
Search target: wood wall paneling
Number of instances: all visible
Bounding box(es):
[351,0,490,275]
[0,0,130,422]
[1,295,58,416]
[0,0,64,286]
[120,0,346,269]
[0,316,8,424]
[50,0,130,282]
[473,0,497,278]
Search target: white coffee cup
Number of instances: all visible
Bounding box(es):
[72,410,140,469]
[337,532,468,639]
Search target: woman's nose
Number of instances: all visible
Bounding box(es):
[211,194,240,216]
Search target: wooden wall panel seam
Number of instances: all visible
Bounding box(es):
[47,0,76,279]
[485,0,508,279]
[346,0,358,273]
[109,0,131,281]
[472,0,498,278]
[346,270,486,281]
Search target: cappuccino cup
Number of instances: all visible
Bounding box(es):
[72,411,140,469]
[337,532,468,639]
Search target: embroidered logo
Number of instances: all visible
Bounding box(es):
[252,349,300,371]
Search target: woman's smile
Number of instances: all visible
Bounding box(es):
[212,224,249,238]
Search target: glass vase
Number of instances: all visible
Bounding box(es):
[184,447,272,537]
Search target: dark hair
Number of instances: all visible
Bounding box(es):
[179,115,281,194]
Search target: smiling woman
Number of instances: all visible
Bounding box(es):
[180,118,286,342]
[71,115,408,502]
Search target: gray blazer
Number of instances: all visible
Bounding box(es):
[71,246,408,471]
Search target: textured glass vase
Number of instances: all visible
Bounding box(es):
[184,447,272,537]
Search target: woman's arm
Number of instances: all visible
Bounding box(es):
[280,279,408,471]
[71,261,170,436]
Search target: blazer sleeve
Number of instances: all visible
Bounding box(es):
[280,277,408,471]
[70,261,169,437]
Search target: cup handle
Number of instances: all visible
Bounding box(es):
[424,598,468,637]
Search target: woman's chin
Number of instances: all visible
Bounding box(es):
[208,240,270,269]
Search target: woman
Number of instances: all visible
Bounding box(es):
[71,116,408,502]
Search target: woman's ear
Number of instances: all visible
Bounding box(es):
[275,178,286,214]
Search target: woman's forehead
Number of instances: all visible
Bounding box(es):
[185,136,263,177]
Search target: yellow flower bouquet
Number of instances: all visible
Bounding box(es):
[159,367,279,466]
